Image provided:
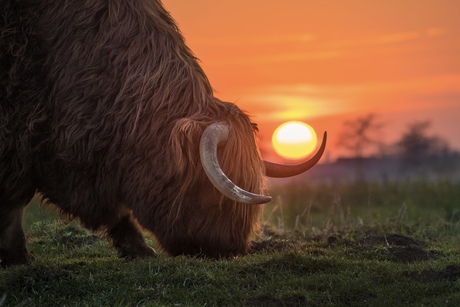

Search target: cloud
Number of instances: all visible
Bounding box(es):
[373,31,420,44]
[240,74,460,120]
[206,50,341,66]
[259,74,460,98]
[192,33,315,46]
[195,27,448,67]
[307,27,450,55]
[366,28,447,45]
[244,93,346,121]
[426,27,447,37]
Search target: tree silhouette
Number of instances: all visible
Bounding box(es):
[336,114,385,159]
[396,121,452,171]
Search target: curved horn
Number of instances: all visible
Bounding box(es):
[200,122,272,204]
[265,131,327,178]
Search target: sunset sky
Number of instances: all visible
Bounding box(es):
[162,0,460,162]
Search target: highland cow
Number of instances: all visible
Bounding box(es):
[0,0,326,266]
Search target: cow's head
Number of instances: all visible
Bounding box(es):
[148,101,327,258]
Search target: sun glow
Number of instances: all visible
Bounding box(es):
[272,121,317,160]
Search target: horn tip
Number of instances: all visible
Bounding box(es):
[260,195,272,204]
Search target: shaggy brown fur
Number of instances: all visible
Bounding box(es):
[1,0,265,266]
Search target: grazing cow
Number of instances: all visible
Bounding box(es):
[0,0,326,266]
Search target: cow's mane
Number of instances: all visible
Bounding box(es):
[39,0,214,165]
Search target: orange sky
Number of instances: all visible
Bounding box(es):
[162,0,460,161]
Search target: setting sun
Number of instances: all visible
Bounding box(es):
[272,121,318,160]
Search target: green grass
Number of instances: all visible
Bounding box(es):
[1,179,460,306]
[265,179,460,232]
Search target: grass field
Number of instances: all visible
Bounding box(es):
[1,179,460,306]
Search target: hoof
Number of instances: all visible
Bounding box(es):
[0,252,34,268]
[119,246,156,261]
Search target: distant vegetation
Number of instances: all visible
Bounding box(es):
[333,114,460,181]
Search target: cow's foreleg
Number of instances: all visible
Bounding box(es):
[0,204,33,267]
[107,214,156,260]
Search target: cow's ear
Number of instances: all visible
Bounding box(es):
[170,118,206,174]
